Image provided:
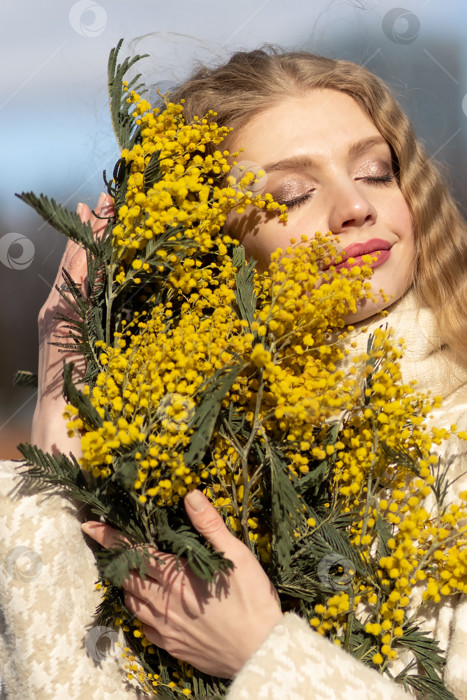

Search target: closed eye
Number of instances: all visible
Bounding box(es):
[357,173,394,186]
[280,190,315,210]
[281,173,394,211]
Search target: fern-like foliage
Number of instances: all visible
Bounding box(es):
[107,38,148,152]
[15,193,101,254]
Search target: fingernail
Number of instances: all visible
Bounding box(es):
[97,192,107,209]
[76,202,84,216]
[185,489,208,512]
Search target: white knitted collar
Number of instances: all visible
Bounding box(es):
[347,290,467,400]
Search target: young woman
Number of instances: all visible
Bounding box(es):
[2,48,467,699]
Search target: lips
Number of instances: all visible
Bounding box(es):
[324,238,393,271]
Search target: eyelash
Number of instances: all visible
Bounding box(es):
[283,173,395,210]
[358,173,394,186]
[282,191,314,210]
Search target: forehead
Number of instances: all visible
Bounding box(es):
[232,89,385,164]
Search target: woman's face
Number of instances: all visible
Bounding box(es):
[228,89,416,323]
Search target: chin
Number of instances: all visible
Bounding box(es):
[344,293,400,325]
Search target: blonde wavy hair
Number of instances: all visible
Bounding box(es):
[172,48,467,362]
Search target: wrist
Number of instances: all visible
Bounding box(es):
[239,608,284,673]
[31,398,82,456]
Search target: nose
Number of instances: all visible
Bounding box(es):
[327,182,377,235]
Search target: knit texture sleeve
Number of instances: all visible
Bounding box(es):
[227,613,413,700]
[0,460,141,700]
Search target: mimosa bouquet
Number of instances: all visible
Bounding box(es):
[16,42,467,700]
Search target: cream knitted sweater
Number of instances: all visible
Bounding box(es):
[1,292,466,699]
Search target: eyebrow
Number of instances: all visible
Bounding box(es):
[263,136,388,173]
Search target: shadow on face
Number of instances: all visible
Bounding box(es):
[225,206,287,273]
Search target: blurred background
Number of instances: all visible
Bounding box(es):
[1,0,466,458]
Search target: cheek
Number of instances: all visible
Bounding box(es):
[392,197,414,243]
[241,230,277,272]
[400,209,416,272]
[228,210,287,270]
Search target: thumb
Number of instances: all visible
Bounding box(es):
[184,490,237,553]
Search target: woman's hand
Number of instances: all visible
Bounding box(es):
[31,192,114,455]
[81,490,284,678]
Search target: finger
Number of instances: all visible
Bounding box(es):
[81,521,128,548]
[47,207,90,298]
[89,192,110,220]
[122,587,170,647]
[49,193,113,300]
[140,620,196,668]
[89,192,114,236]
[77,202,92,224]
[78,194,113,231]
[123,554,183,596]
[91,191,113,218]
[63,196,98,258]
[49,238,86,292]
[81,522,178,583]
[54,194,113,296]
[141,622,165,650]
[123,570,160,597]
[184,490,240,554]
[124,589,163,624]
[56,194,111,278]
